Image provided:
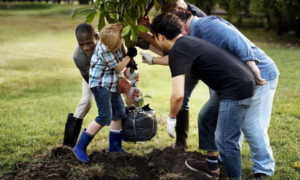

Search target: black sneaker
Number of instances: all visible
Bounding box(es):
[185,158,220,179]
[251,173,268,180]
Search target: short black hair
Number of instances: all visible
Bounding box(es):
[170,7,192,23]
[150,13,182,40]
[75,23,95,36]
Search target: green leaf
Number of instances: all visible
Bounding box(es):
[98,5,105,31]
[141,3,145,16]
[130,25,140,44]
[143,95,152,98]
[85,12,96,23]
[124,31,131,48]
[124,12,134,25]
[104,2,108,11]
[95,0,100,6]
[130,0,138,8]
[119,2,125,17]
[106,14,118,24]
[154,0,160,11]
[137,4,141,19]
[138,98,144,107]
[121,25,131,37]
[71,8,94,21]
[137,25,149,33]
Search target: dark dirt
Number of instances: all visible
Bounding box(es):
[1,146,228,180]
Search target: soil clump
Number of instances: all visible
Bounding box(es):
[1,146,227,180]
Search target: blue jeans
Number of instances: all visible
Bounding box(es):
[238,77,278,175]
[91,86,127,126]
[198,94,252,179]
[181,73,215,111]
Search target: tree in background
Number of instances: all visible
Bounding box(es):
[250,0,283,35]
[226,0,251,28]
[276,0,300,38]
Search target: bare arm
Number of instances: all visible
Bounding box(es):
[153,55,169,66]
[169,75,185,118]
[245,61,266,85]
[139,32,162,51]
[114,56,131,73]
[149,44,163,56]
[82,74,89,84]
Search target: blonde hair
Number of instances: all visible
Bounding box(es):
[99,23,124,52]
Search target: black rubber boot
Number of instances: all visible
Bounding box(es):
[63,113,83,148]
[173,110,189,148]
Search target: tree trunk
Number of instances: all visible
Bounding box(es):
[79,0,89,5]
[237,15,243,29]
[205,5,211,16]
[295,19,300,38]
[264,15,271,31]
[276,18,283,36]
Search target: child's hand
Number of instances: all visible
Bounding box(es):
[127,47,137,58]
[123,68,139,86]
[119,79,142,101]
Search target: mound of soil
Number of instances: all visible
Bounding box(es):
[1,146,227,180]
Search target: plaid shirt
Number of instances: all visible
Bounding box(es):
[89,41,124,92]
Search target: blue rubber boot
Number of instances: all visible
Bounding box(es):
[72,129,94,163]
[108,131,127,152]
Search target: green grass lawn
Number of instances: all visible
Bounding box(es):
[0,3,300,179]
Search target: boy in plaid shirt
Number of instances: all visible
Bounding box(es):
[73,23,137,163]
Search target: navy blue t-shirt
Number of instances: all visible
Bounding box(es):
[169,36,255,101]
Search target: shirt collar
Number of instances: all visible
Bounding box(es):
[190,16,200,36]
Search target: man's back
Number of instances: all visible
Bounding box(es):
[169,36,255,101]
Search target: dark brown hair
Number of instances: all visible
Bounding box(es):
[150,13,182,40]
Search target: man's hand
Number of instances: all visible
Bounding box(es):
[119,79,142,101]
[123,68,139,86]
[246,61,266,86]
[137,15,150,28]
[167,116,176,138]
[140,52,154,65]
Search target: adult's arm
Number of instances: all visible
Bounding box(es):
[82,74,89,84]
[139,32,162,51]
[169,74,185,118]
[153,55,169,65]
[245,61,266,85]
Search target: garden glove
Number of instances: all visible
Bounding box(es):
[127,47,137,58]
[123,68,139,86]
[140,52,154,65]
[167,115,176,138]
[126,60,138,70]
[119,79,142,101]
